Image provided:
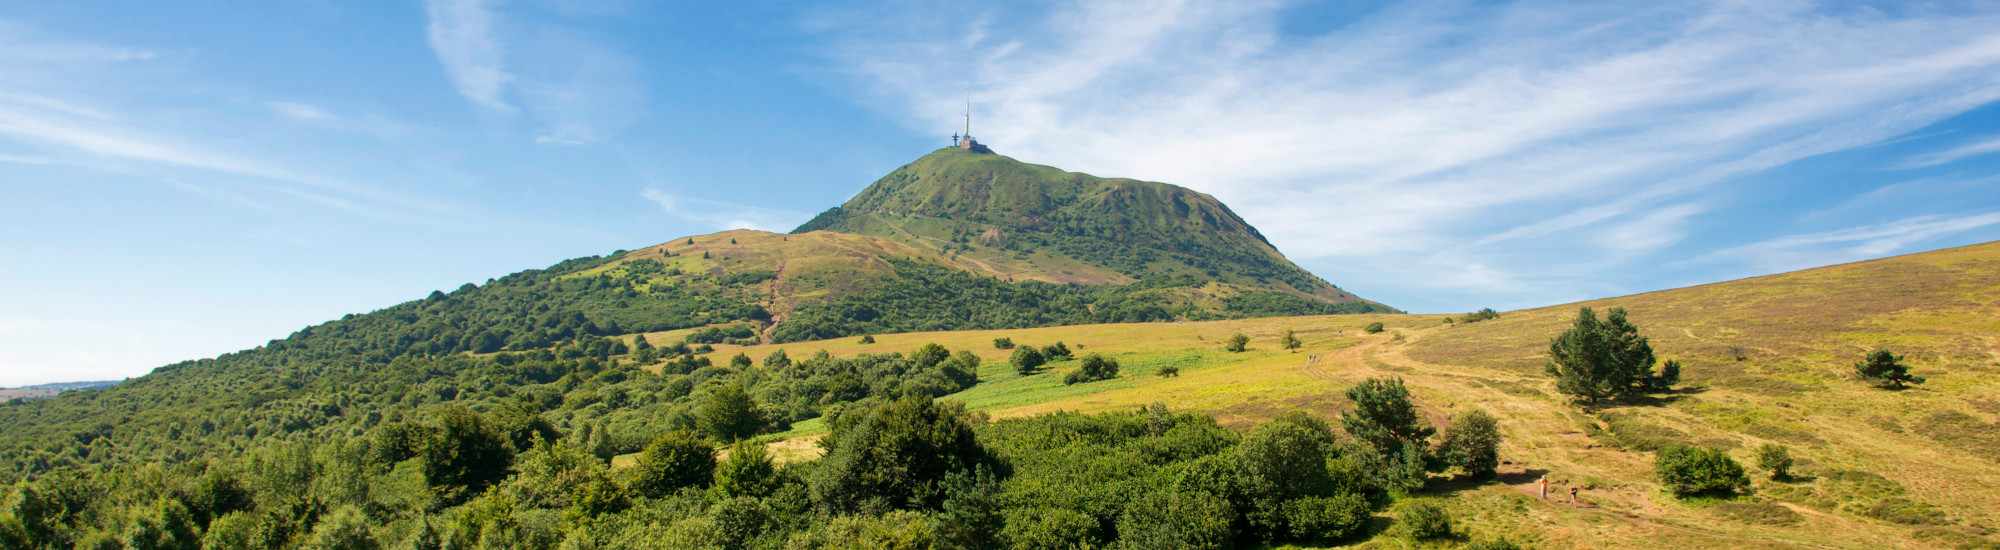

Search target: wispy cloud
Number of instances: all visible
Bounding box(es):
[1899,135,2000,169]
[812,0,2000,307]
[1688,211,2000,273]
[424,0,514,112]
[640,187,807,232]
[421,1,646,145]
[267,101,334,122]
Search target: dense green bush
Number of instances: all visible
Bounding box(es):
[1399,501,1452,540]
[1756,444,1794,481]
[1225,333,1250,352]
[1010,346,1047,375]
[1063,354,1121,385]
[1854,348,1924,388]
[1655,446,1750,498]
[1116,490,1234,549]
[810,397,1001,513]
[1437,409,1501,479]
[1364,322,1386,334]
[992,337,1014,349]
[630,432,716,498]
[1282,330,1302,352]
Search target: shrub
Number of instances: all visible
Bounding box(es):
[630,432,716,498]
[1117,491,1235,550]
[1282,330,1302,352]
[695,383,766,443]
[1225,333,1249,352]
[859,335,876,344]
[1363,322,1386,334]
[729,353,752,368]
[992,337,1014,349]
[1461,308,1500,323]
[1063,354,1120,385]
[1436,409,1501,479]
[1041,342,1073,361]
[1399,502,1452,540]
[1467,537,1524,550]
[421,407,515,504]
[810,397,1000,513]
[713,441,779,499]
[1654,446,1749,498]
[1755,444,1793,481]
[1283,494,1371,542]
[1010,346,1047,375]
[1002,508,1098,549]
[1158,364,1181,378]
[1854,348,1924,388]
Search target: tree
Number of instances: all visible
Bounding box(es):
[1363,322,1385,334]
[633,334,653,351]
[1654,446,1749,498]
[1063,354,1120,385]
[1341,377,1434,461]
[992,337,1014,350]
[763,349,792,369]
[729,353,752,369]
[1225,333,1250,353]
[1545,307,1672,405]
[301,505,377,550]
[713,441,779,499]
[1854,348,1924,388]
[421,407,515,503]
[1010,346,1046,375]
[810,396,1000,513]
[1041,342,1073,361]
[1234,412,1341,538]
[630,432,716,498]
[1399,502,1452,540]
[120,498,199,550]
[1436,409,1501,479]
[696,383,766,442]
[1282,330,1302,352]
[1756,444,1793,481]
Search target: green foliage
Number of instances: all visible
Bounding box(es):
[1116,490,1235,550]
[1341,378,1435,461]
[1460,308,1500,323]
[422,407,516,504]
[1655,446,1750,498]
[1399,501,1452,540]
[1282,329,1302,352]
[712,441,778,499]
[1010,346,1047,375]
[1854,348,1924,388]
[301,505,377,550]
[1282,493,1371,543]
[685,325,757,345]
[1158,364,1181,378]
[1756,443,1794,480]
[694,383,765,443]
[1437,409,1501,479]
[121,497,199,550]
[630,432,715,498]
[1225,333,1249,353]
[1467,537,1524,550]
[992,337,1014,349]
[810,397,1000,514]
[1545,307,1675,405]
[932,468,1004,549]
[858,335,875,344]
[1364,322,1386,334]
[1041,342,1073,361]
[728,353,751,369]
[1063,354,1121,385]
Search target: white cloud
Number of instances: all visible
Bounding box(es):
[1687,211,2000,273]
[812,0,2000,306]
[267,101,334,122]
[640,187,808,232]
[425,0,515,112]
[1899,135,2000,168]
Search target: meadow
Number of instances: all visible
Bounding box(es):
[672,241,2000,548]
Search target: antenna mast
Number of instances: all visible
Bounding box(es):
[963,100,971,138]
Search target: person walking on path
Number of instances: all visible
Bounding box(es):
[1539,477,1549,500]
[1569,486,1580,506]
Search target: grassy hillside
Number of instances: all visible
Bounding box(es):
[795,147,1377,306]
[693,240,2000,548]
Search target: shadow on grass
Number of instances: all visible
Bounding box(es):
[1426,468,1547,497]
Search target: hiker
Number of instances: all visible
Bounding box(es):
[1569,486,1579,506]
[1538,477,1549,500]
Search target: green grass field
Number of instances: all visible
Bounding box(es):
[623,240,2000,548]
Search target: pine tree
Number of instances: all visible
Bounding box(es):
[1854,348,1924,388]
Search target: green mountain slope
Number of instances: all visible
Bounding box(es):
[795,148,1370,304]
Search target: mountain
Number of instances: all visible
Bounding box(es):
[0,380,119,402]
[794,147,1363,303]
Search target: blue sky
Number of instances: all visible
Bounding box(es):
[3,1,1999,386]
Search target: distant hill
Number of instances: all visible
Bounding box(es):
[0,380,118,402]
